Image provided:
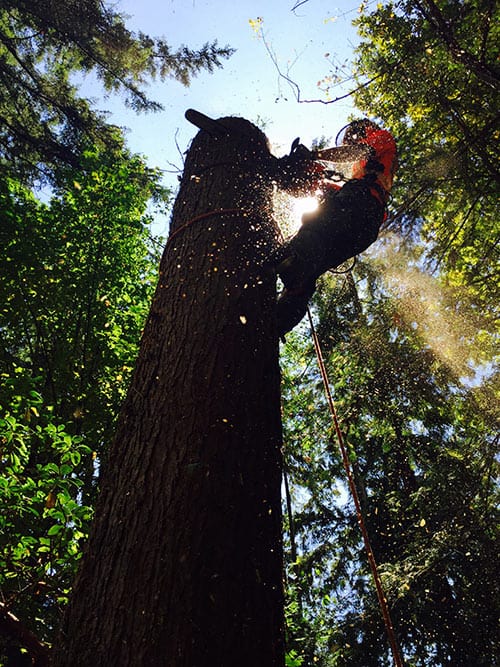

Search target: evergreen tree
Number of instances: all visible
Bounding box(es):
[281,1,499,664]
[0,0,233,180]
[282,263,498,666]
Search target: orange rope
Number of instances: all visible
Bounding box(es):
[306,307,405,667]
[165,208,243,249]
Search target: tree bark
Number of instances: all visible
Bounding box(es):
[53,117,285,666]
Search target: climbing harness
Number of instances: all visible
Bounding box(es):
[306,305,404,667]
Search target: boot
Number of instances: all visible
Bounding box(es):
[276,279,316,338]
[276,249,313,290]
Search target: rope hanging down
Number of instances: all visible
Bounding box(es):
[306,306,405,667]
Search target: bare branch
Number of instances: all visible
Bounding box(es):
[295,75,381,104]
[291,0,311,12]
[256,22,379,105]
[258,26,301,101]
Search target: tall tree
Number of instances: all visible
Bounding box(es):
[52,117,285,667]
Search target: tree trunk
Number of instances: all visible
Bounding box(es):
[53,117,285,666]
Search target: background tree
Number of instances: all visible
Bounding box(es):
[353,0,499,341]
[0,0,232,181]
[0,142,168,661]
[281,262,498,666]
[280,1,498,665]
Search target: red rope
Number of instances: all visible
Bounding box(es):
[306,307,405,667]
[165,208,243,249]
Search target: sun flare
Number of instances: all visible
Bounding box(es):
[290,195,319,232]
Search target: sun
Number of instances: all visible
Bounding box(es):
[289,195,319,232]
[272,191,321,237]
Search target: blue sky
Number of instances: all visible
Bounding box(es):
[96,1,368,176]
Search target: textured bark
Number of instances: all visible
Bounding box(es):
[53,118,285,666]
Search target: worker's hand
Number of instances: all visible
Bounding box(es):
[272,139,319,195]
[289,137,315,162]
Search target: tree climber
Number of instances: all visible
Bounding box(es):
[274,119,398,338]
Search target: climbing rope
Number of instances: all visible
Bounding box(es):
[306,306,405,667]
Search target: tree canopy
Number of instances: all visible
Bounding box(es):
[1,1,498,665]
[353,0,499,347]
[0,0,232,180]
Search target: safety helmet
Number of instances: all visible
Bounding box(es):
[336,119,381,145]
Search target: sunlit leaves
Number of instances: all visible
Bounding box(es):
[249,17,264,35]
[352,0,499,336]
[0,146,167,646]
[0,374,94,640]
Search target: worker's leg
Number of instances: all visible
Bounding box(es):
[275,278,316,339]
